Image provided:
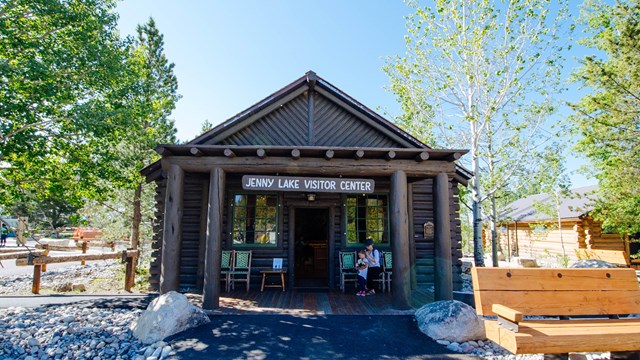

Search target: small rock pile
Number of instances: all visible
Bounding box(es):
[0,261,121,295]
[436,338,539,359]
[0,305,174,360]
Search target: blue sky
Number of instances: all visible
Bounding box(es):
[115,0,596,187]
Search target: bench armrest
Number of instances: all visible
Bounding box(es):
[492,304,523,323]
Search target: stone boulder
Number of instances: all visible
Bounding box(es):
[518,258,538,268]
[130,291,210,344]
[415,300,485,343]
[570,259,618,268]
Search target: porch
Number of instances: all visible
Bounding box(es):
[187,288,434,315]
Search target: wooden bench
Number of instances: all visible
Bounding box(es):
[472,267,640,359]
[575,248,630,267]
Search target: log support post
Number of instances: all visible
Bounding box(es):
[42,244,49,272]
[81,242,87,266]
[203,167,225,310]
[435,172,453,300]
[124,248,135,292]
[32,265,41,294]
[160,164,184,294]
[390,170,411,310]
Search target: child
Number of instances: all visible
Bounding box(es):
[355,250,369,296]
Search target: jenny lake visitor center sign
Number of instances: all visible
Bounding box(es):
[242,175,375,193]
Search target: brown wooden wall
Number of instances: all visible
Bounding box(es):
[148,172,463,292]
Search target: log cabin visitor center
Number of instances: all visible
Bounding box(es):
[142,71,471,310]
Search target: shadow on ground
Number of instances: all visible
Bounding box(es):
[166,314,479,360]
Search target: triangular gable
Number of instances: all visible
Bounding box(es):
[190,71,429,149]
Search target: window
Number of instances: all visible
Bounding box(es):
[345,194,389,246]
[231,194,278,246]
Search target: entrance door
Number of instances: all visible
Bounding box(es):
[294,208,329,288]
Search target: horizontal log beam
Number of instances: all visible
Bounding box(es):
[36,244,82,251]
[0,248,32,254]
[16,250,139,266]
[161,156,457,177]
[0,250,45,261]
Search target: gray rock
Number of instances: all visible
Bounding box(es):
[570,259,618,268]
[446,343,460,352]
[460,342,475,353]
[71,284,86,292]
[415,300,485,342]
[27,338,39,346]
[518,258,538,268]
[160,345,172,359]
[53,282,73,292]
[151,346,162,357]
[130,292,210,344]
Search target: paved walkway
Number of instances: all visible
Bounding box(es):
[0,294,154,308]
[167,314,479,360]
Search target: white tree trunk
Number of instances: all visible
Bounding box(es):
[471,123,484,266]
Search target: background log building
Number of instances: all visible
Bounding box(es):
[142,71,471,309]
[492,185,628,264]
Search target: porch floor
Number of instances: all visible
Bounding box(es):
[188,288,434,315]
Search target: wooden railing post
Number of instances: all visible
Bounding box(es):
[42,244,49,272]
[32,265,41,294]
[81,241,87,266]
[124,248,135,292]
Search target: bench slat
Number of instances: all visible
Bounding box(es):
[472,268,639,291]
[475,290,640,316]
[486,319,640,354]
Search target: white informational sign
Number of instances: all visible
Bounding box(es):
[242,175,375,194]
[272,258,283,269]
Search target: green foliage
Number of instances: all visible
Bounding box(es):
[572,0,640,235]
[201,119,214,133]
[83,17,179,244]
[0,0,131,212]
[384,0,572,264]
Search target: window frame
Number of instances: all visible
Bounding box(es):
[229,192,280,248]
[342,193,391,248]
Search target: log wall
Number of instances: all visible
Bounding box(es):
[494,218,625,264]
[148,173,464,292]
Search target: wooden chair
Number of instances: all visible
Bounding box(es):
[381,251,392,292]
[339,251,358,292]
[229,250,252,292]
[220,250,234,292]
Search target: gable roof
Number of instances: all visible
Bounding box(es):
[189,71,429,148]
[498,185,599,222]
